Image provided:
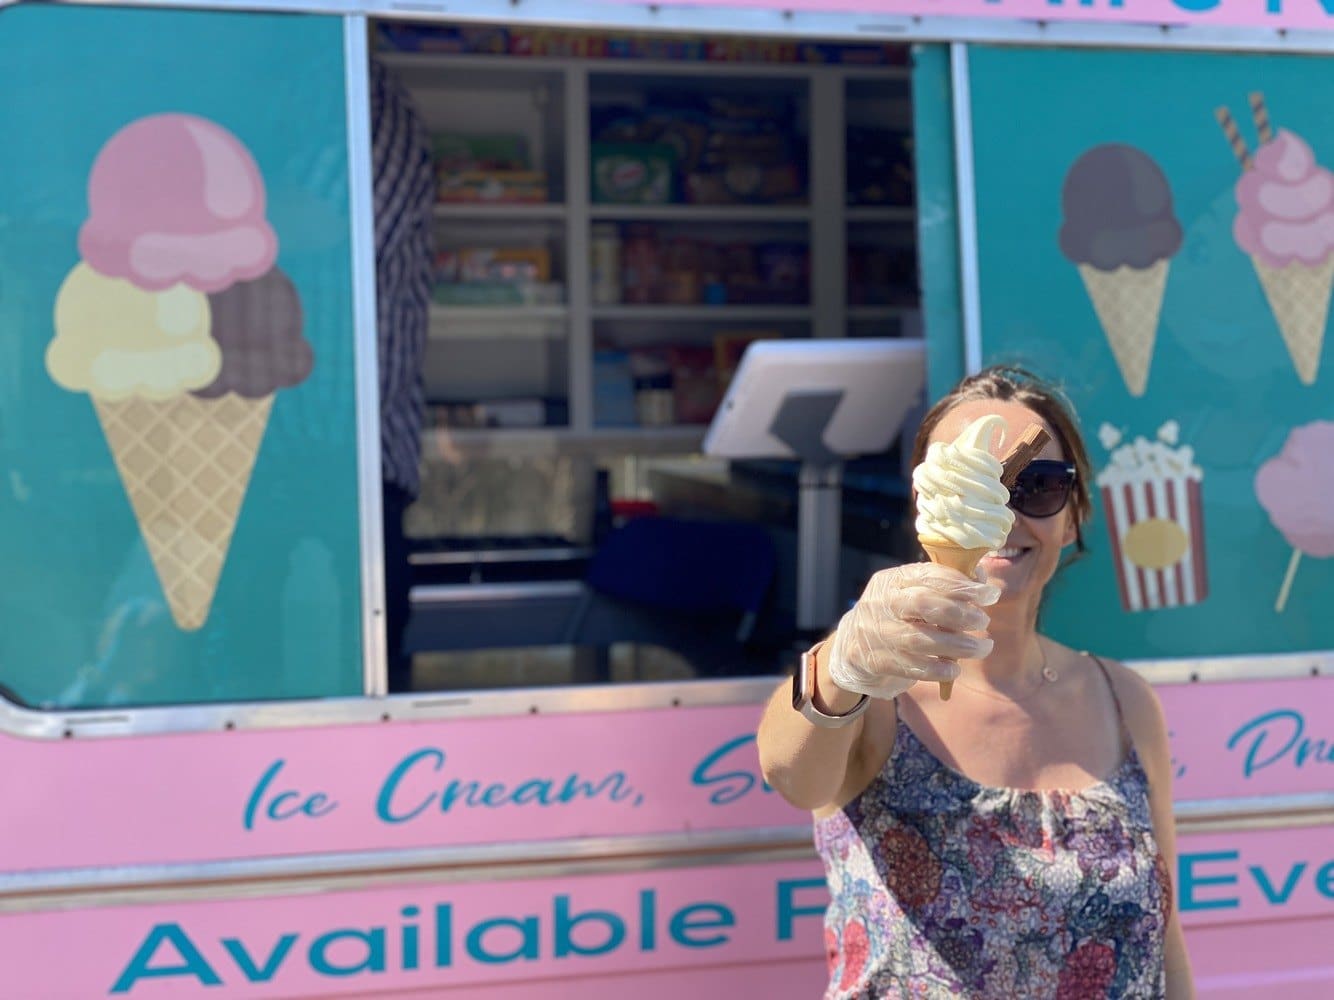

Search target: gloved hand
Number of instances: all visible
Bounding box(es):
[827,562,999,700]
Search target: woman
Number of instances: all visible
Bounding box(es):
[757,366,1194,998]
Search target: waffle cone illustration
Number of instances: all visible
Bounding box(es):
[1076,260,1170,397]
[1251,256,1334,385]
[93,394,273,630]
[1220,95,1334,385]
[1060,145,1182,398]
[920,542,992,700]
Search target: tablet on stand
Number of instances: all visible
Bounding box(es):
[703,338,927,632]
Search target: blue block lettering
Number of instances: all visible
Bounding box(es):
[669,903,734,948]
[776,878,828,940]
[308,928,386,976]
[111,923,222,993]
[553,894,625,957]
[222,935,297,982]
[1179,852,1241,911]
[466,916,540,964]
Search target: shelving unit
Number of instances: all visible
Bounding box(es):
[388,41,919,454]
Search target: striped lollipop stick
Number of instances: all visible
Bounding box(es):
[1215,106,1252,171]
[1249,92,1275,145]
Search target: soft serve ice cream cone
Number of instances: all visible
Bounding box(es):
[911,415,1015,700]
[1059,146,1183,397]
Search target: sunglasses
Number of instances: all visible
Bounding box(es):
[1008,460,1077,518]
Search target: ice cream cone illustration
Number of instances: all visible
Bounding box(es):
[1255,421,1334,612]
[1220,94,1334,385]
[1096,421,1207,613]
[46,115,312,630]
[1059,145,1183,397]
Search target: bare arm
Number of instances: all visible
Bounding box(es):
[1112,665,1196,999]
[756,640,871,811]
[758,563,995,812]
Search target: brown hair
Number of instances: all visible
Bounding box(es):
[909,365,1094,552]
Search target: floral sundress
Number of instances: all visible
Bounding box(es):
[814,662,1170,998]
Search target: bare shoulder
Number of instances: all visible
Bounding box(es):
[1091,655,1172,775]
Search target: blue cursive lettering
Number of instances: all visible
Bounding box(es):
[691,735,772,805]
[1226,710,1334,778]
[376,747,637,824]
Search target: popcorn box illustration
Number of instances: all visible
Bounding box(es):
[1096,422,1208,613]
[45,114,313,631]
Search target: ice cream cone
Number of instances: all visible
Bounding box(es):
[93,392,273,630]
[1251,255,1334,385]
[1077,260,1169,397]
[919,540,992,700]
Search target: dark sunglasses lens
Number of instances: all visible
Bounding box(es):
[1009,462,1075,517]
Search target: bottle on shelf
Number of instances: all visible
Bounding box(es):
[590,223,622,306]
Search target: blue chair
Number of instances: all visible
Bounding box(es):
[564,516,778,658]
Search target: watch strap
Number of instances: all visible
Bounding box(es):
[793,642,870,729]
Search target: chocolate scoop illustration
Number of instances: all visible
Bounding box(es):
[1059,145,1183,397]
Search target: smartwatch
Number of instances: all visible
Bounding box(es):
[792,642,870,729]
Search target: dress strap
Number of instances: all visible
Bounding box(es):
[1086,652,1131,750]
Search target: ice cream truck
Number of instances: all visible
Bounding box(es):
[2,0,1333,996]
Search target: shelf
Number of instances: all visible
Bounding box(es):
[592,305,812,323]
[434,203,567,221]
[381,51,854,81]
[429,305,567,339]
[424,425,707,459]
[846,206,916,224]
[847,305,919,321]
[589,205,809,224]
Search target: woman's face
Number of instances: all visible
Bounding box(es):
[927,399,1077,605]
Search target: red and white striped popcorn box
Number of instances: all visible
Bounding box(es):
[1101,475,1208,612]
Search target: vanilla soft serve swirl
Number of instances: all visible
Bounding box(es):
[913,414,1015,550]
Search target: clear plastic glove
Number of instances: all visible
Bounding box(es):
[827,562,1000,700]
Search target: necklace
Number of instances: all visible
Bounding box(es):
[954,638,1059,703]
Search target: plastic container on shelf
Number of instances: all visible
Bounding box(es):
[590,224,622,305]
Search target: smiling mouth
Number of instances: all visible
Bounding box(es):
[987,546,1029,561]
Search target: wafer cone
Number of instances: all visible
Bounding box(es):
[93,392,273,630]
[1077,260,1169,397]
[920,540,992,700]
[1252,255,1334,385]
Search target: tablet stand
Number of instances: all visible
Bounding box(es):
[769,390,848,631]
[701,337,926,634]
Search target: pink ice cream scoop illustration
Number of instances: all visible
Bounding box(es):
[78,113,278,294]
[1255,421,1334,612]
[1218,95,1334,385]
[1059,145,1182,397]
[47,114,310,631]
